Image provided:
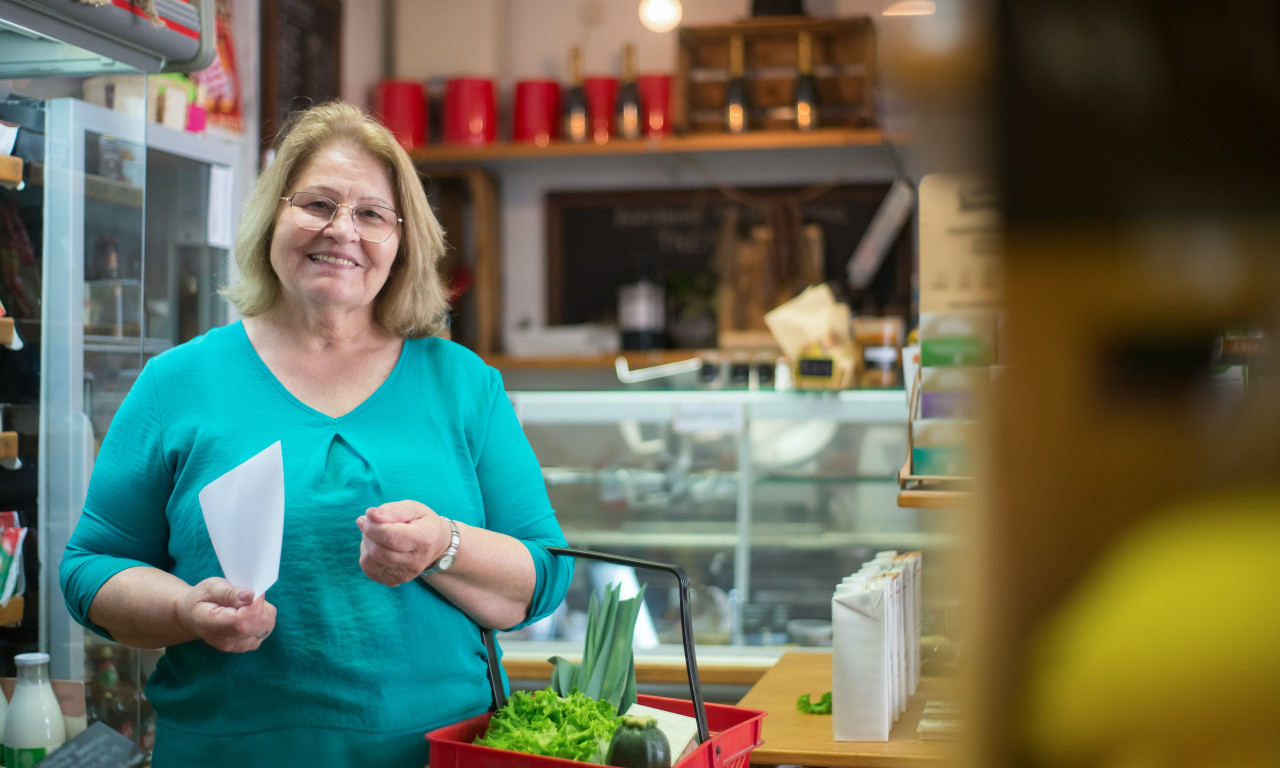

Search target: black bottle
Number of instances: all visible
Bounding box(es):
[616,43,642,141]
[725,34,749,134]
[563,46,588,143]
[794,30,819,131]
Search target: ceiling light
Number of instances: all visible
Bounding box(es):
[639,0,683,33]
[883,1,935,16]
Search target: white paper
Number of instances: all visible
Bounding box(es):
[198,441,284,596]
[206,164,234,249]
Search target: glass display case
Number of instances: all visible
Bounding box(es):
[498,389,963,670]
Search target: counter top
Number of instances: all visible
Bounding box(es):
[737,650,957,768]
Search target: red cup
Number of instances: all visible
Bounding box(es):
[443,77,497,145]
[513,79,561,145]
[637,74,673,139]
[583,76,619,144]
[373,79,427,149]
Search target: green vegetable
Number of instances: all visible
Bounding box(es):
[549,582,646,715]
[797,691,832,714]
[606,714,672,768]
[474,687,620,763]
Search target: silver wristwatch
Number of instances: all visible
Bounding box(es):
[420,518,460,577]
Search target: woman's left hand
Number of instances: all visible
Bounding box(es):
[356,500,452,586]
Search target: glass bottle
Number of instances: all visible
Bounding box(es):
[562,46,589,143]
[794,30,819,131]
[89,645,137,743]
[615,43,642,141]
[725,34,749,134]
[2,652,67,765]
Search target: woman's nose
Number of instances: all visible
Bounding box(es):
[324,203,361,240]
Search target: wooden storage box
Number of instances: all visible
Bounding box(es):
[675,16,877,135]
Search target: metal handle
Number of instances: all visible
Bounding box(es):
[482,546,712,744]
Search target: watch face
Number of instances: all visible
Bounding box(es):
[438,552,456,570]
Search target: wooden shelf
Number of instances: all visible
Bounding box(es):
[409,127,886,165]
[897,457,974,509]
[481,350,702,371]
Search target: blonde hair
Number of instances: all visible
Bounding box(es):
[222,101,449,337]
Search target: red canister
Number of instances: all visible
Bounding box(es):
[636,73,673,138]
[583,76,618,144]
[443,77,497,145]
[512,79,561,145]
[373,79,427,149]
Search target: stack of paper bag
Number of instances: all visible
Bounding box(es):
[831,551,922,742]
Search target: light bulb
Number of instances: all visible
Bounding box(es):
[882,1,935,15]
[639,0,682,33]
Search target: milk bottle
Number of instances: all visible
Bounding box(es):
[2,652,66,766]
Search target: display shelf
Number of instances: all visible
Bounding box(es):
[897,458,975,509]
[409,127,885,166]
[564,528,952,552]
[28,161,143,207]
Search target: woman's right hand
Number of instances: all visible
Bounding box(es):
[177,577,277,653]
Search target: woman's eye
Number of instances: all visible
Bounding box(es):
[305,199,336,214]
[358,207,390,223]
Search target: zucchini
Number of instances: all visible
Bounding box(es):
[606,714,672,768]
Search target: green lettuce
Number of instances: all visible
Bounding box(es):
[474,687,621,763]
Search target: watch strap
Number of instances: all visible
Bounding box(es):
[420,518,460,577]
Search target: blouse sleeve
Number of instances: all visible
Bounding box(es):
[470,366,573,630]
[59,361,175,639]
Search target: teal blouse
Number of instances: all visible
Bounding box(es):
[60,322,572,767]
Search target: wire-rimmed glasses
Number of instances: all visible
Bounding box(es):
[281,191,402,243]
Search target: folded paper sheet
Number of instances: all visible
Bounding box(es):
[198,441,284,597]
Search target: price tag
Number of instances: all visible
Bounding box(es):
[36,721,146,768]
[672,402,744,435]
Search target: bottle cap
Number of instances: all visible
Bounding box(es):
[14,652,51,665]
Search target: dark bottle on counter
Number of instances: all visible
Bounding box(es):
[794,30,819,131]
[615,43,642,141]
[725,34,749,134]
[563,46,589,143]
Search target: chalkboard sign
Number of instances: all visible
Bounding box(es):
[37,721,146,768]
[546,184,913,346]
[259,0,343,151]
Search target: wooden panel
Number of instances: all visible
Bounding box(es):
[259,0,343,151]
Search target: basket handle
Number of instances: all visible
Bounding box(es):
[482,546,713,745]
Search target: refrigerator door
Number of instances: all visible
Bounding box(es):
[41,96,149,683]
[32,97,239,686]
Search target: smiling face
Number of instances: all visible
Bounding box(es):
[269,143,401,321]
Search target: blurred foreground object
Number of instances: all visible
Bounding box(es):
[1020,488,1280,768]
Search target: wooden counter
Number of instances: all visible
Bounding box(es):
[737,651,957,768]
[503,656,768,688]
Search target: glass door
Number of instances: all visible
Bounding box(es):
[41,95,149,683]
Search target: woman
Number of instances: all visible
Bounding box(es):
[60,101,573,767]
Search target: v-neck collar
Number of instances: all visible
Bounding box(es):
[232,320,408,423]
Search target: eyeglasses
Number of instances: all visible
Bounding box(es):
[281,191,402,243]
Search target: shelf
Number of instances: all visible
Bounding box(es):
[896,457,975,509]
[28,162,143,207]
[409,127,886,166]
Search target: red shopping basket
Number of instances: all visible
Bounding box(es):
[426,547,766,768]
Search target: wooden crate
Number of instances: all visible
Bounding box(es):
[674,16,877,135]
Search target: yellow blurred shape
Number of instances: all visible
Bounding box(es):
[1021,487,1280,768]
